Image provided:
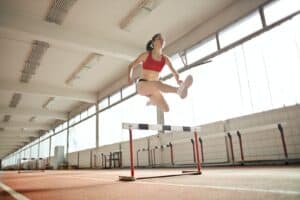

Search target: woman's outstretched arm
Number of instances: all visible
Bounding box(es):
[165,55,182,85]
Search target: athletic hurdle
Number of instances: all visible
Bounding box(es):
[119,123,202,181]
[17,157,45,173]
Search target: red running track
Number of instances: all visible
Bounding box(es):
[1,166,300,200]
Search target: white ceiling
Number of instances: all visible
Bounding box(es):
[0,0,239,159]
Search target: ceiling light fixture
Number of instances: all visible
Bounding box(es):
[120,0,162,31]
[20,41,49,83]
[45,0,78,25]
[42,97,55,109]
[29,117,36,122]
[65,53,102,86]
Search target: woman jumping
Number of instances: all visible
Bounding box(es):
[128,33,193,112]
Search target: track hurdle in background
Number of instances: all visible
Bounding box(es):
[119,123,202,181]
[18,157,45,173]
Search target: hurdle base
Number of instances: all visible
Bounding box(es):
[182,170,202,175]
[119,176,136,181]
[134,172,201,180]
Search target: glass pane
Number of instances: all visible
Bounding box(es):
[74,114,80,124]
[122,84,136,97]
[187,36,217,64]
[24,148,30,159]
[69,116,96,153]
[50,130,67,156]
[55,125,62,133]
[69,117,75,126]
[40,130,53,141]
[30,145,38,158]
[39,139,50,158]
[219,11,262,47]
[264,0,300,25]
[110,92,121,105]
[160,53,184,77]
[81,110,88,120]
[88,105,96,116]
[98,98,109,110]
[99,95,156,146]
[62,122,68,130]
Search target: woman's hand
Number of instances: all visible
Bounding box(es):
[174,73,182,85]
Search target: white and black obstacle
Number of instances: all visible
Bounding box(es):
[122,123,201,132]
[119,123,202,181]
[17,157,45,173]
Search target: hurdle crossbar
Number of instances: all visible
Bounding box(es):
[119,123,202,181]
[122,123,201,132]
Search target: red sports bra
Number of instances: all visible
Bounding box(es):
[142,53,166,72]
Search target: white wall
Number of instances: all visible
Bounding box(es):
[3,104,300,170]
[91,104,300,168]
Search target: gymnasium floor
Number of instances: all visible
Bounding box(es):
[1,166,300,200]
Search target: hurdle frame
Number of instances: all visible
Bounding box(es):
[119,123,202,181]
[17,157,45,173]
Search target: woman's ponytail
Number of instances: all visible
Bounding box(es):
[146,40,153,51]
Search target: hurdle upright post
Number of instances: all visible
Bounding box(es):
[129,128,134,178]
[194,131,202,174]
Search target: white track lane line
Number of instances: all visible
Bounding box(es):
[52,175,116,182]
[37,173,300,196]
[134,181,300,196]
[0,182,30,200]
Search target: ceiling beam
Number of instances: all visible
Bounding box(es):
[0,149,19,154]
[0,141,29,146]
[0,137,31,142]
[0,145,22,148]
[0,10,141,61]
[0,106,67,120]
[0,80,97,103]
[0,130,39,137]
[0,122,51,130]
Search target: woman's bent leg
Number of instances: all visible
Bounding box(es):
[148,92,169,112]
[137,82,170,112]
[140,81,178,93]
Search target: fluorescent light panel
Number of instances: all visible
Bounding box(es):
[120,0,162,31]
[66,53,102,85]
[20,40,49,83]
[42,97,55,109]
[45,0,78,25]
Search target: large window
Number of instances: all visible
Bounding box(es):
[30,144,38,158]
[99,95,157,146]
[219,11,262,47]
[50,130,67,156]
[264,0,300,25]
[110,92,121,105]
[187,36,217,64]
[165,14,300,125]
[69,116,96,153]
[122,84,136,97]
[39,139,50,158]
[99,98,109,110]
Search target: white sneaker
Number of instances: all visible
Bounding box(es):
[177,75,193,99]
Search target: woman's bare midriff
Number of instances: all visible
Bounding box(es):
[140,69,160,81]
